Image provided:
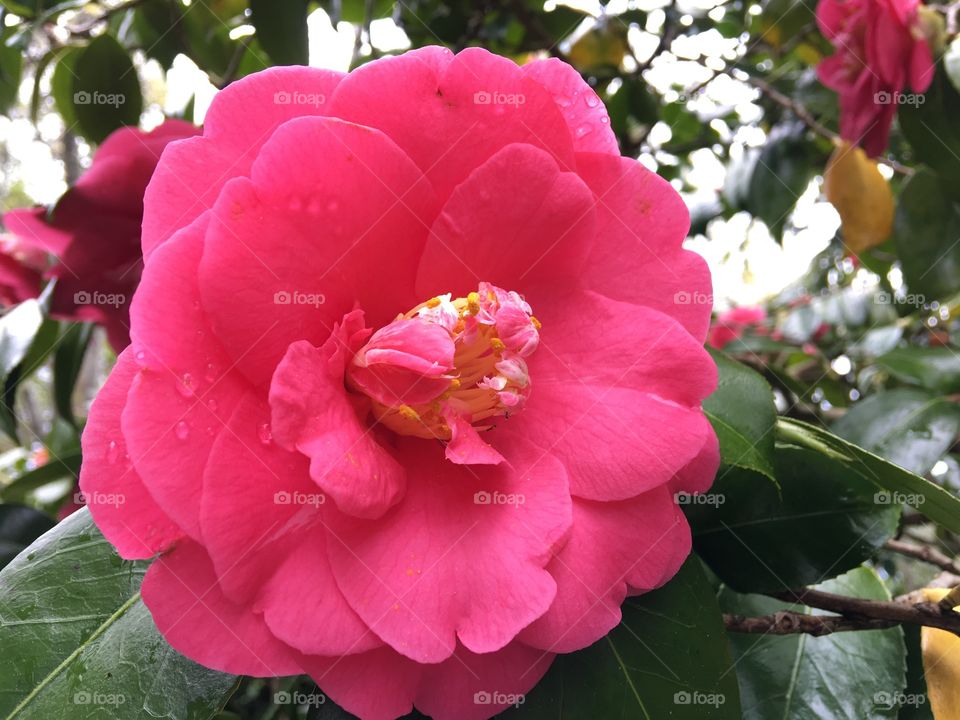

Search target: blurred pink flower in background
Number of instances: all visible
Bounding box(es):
[708,306,768,349]
[2,119,199,350]
[816,0,935,156]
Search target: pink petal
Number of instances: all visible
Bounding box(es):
[325,436,571,663]
[533,288,717,406]
[670,428,720,495]
[78,349,182,559]
[523,58,618,155]
[299,647,421,720]
[515,386,712,501]
[3,207,71,256]
[142,66,344,261]
[574,152,712,341]
[123,218,246,539]
[329,46,575,205]
[141,539,302,676]
[269,340,406,519]
[198,116,437,386]
[415,143,595,298]
[415,642,555,720]
[520,485,691,652]
[443,408,506,465]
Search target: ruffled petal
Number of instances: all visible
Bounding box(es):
[142,66,344,260]
[326,436,571,663]
[78,349,182,559]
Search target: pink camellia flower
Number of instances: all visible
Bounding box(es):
[708,306,767,349]
[80,48,718,720]
[816,0,935,157]
[2,119,199,350]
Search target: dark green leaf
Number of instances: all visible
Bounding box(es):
[833,389,960,476]
[899,68,960,202]
[68,34,143,142]
[51,46,82,127]
[0,26,23,114]
[746,123,817,239]
[703,347,777,482]
[249,0,309,65]
[0,451,81,503]
[720,566,906,719]
[892,168,960,300]
[508,556,741,719]
[691,446,898,592]
[777,417,960,533]
[0,509,238,719]
[53,322,93,426]
[876,346,960,395]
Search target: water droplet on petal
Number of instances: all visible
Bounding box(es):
[204,362,218,383]
[207,398,218,412]
[177,373,195,398]
[175,421,190,441]
[135,350,146,363]
[600,115,610,125]
[585,94,600,108]
[107,440,120,464]
[556,96,572,108]
[575,124,592,138]
[257,422,272,445]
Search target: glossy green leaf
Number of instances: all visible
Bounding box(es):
[892,168,960,300]
[0,509,238,719]
[507,556,740,719]
[778,417,960,533]
[746,123,816,240]
[703,347,777,482]
[876,346,960,395]
[900,69,960,202]
[833,389,960,476]
[249,0,309,65]
[68,34,143,142]
[0,27,23,114]
[52,322,93,426]
[720,566,906,719]
[691,446,898,592]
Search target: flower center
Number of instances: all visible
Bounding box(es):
[346,283,540,464]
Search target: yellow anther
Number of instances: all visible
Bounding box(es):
[490,338,506,352]
[426,296,442,308]
[530,315,542,330]
[467,292,481,315]
[398,404,421,421]
[449,378,461,389]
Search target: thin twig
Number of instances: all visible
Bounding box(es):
[885,538,960,574]
[724,611,897,635]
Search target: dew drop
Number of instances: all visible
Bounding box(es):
[585,94,600,108]
[204,362,218,383]
[207,398,218,412]
[257,422,273,445]
[107,440,120,465]
[175,421,190,441]
[555,96,572,108]
[177,373,195,398]
[135,350,147,363]
[600,115,610,125]
[575,125,592,138]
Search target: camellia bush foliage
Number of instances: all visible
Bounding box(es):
[3,0,960,719]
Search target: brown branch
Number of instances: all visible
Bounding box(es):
[724,611,897,636]
[742,74,839,143]
[772,587,960,635]
[885,538,960,574]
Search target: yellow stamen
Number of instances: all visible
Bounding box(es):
[398,404,421,421]
[467,292,481,316]
[490,338,505,353]
[426,296,441,308]
[530,315,542,330]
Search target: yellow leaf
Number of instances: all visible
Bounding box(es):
[921,587,960,719]
[823,141,894,254]
[567,25,627,72]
